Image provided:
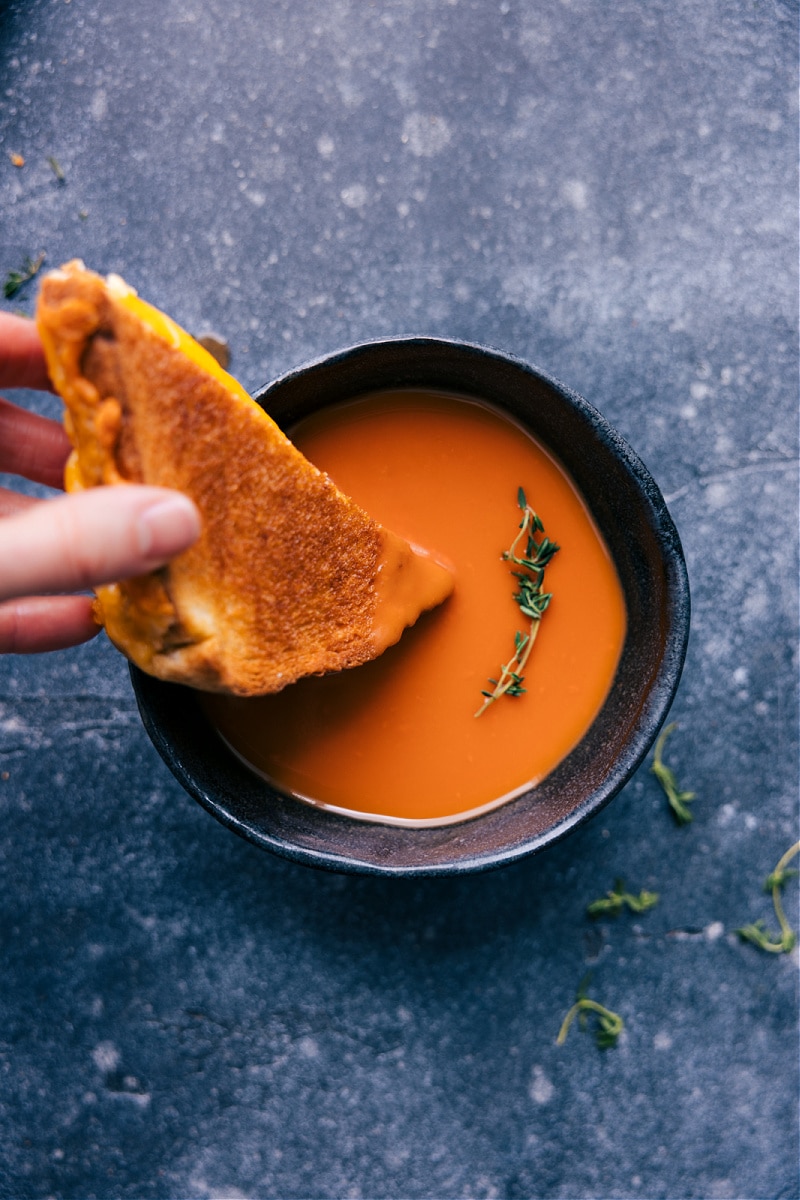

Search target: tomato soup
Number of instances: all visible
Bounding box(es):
[202,390,626,825]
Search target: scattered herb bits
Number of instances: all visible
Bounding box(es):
[737,840,799,954]
[3,252,46,300]
[587,879,659,918]
[556,977,624,1050]
[651,722,695,824]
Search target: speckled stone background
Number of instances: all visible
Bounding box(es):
[0,2,797,1198]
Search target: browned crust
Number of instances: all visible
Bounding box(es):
[36,263,398,695]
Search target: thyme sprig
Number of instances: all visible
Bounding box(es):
[557,976,624,1050]
[737,840,799,954]
[651,722,695,824]
[475,487,558,717]
[587,878,659,918]
[3,252,46,300]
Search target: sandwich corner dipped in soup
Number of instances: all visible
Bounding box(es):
[36,260,453,696]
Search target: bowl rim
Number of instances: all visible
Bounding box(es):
[131,335,691,876]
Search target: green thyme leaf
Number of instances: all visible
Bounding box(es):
[557,976,624,1050]
[736,919,795,954]
[587,879,660,918]
[3,252,46,299]
[475,488,559,717]
[737,841,800,954]
[651,723,696,824]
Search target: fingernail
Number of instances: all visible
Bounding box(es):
[136,496,201,561]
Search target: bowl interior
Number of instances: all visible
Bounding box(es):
[131,337,690,876]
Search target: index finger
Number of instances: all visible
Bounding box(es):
[0,312,53,392]
[0,396,71,488]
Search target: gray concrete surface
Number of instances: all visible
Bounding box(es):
[0,2,797,1197]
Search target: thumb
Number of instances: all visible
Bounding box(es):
[0,486,201,602]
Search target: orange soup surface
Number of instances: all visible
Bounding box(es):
[202,390,626,825]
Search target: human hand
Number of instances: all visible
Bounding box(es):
[0,312,200,653]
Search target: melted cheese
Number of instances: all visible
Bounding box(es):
[106,276,253,404]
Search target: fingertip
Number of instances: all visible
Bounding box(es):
[0,486,203,603]
[134,492,202,563]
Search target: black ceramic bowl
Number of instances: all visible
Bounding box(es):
[132,337,690,876]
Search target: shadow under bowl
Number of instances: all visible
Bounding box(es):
[131,337,690,876]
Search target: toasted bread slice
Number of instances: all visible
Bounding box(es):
[36,261,453,694]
